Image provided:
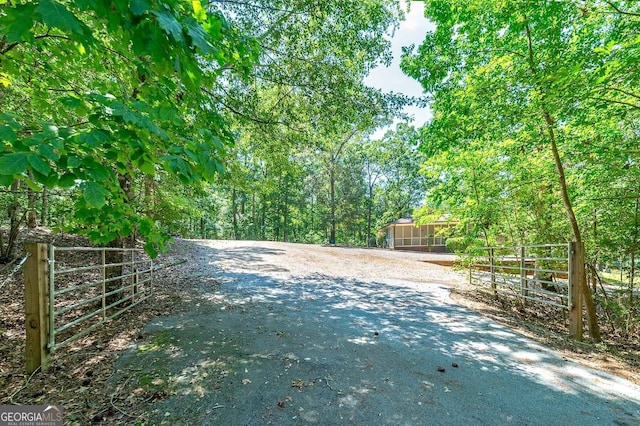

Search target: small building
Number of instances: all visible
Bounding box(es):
[381,216,456,253]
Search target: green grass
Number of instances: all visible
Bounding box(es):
[600,268,635,288]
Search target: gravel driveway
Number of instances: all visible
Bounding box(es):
[115,240,640,425]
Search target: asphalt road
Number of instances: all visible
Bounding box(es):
[116,240,640,425]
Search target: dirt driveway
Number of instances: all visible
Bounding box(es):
[114,240,640,425]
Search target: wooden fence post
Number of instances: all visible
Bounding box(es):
[520,246,527,305]
[490,248,496,296]
[569,242,583,340]
[24,243,49,374]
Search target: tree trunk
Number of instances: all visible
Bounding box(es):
[260,198,266,240]
[367,184,373,247]
[283,187,289,242]
[629,196,639,327]
[310,195,315,234]
[251,192,256,239]
[27,174,37,228]
[104,174,134,306]
[232,188,238,239]
[143,175,154,215]
[525,22,600,341]
[330,167,336,245]
[592,209,598,293]
[40,187,48,227]
[104,237,124,306]
[471,167,491,246]
[546,114,600,342]
[1,180,23,262]
[629,250,635,330]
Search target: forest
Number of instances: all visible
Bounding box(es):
[0,0,421,255]
[0,2,639,332]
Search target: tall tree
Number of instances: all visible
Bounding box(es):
[199,0,407,245]
[400,0,640,340]
[0,0,257,254]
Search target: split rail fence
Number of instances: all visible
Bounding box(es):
[467,242,583,337]
[23,243,171,374]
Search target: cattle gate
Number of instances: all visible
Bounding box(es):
[23,243,181,374]
[467,242,584,338]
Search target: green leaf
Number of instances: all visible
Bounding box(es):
[50,137,65,151]
[38,144,61,161]
[192,0,207,21]
[43,125,59,138]
[0,174,13,187]
[131,0,151,16]
[158,105,178,121]
[83,181,109,208]
[0,152,29,175]
[27,154,52,176]
[76,130,109,148]
[211,136,223,150]
[185,18,213,54]
[153,10,184,43]
[3,3,36,43]
[84,161,111,182]
[0,126,18,142]
[138,157,155,174]
[24,134,44,147]
[36,0,85,35]
[24,178,41,192]
[143,241,159,258]
[59,173,77,187]
[32,169,59,187]
[68,156,82,168]
[0,113,21,130]
[123,111,139,124]
[60,95,88,114]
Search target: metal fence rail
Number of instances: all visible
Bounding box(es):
[0,252,30,290]
[467,243,572,310]
[23,242,189,374]
[48,245,153,352]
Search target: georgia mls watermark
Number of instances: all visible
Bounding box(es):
[0,405,63,426]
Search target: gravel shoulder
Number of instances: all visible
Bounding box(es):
[113,240,640,425]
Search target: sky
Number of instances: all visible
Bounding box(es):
[364,1,435,138]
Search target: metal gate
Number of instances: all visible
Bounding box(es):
[24,243,189,374]
[47,245,153,352]
[468,243,572,309]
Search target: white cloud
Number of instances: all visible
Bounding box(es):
[402,1,426,31]
[365,1,434,137]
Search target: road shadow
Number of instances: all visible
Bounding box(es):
[114,242,640,425]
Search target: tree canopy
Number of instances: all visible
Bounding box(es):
[1,0,417,256]
[401,0,639,338]
[401,0,639,250]
[0,0,261,254]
